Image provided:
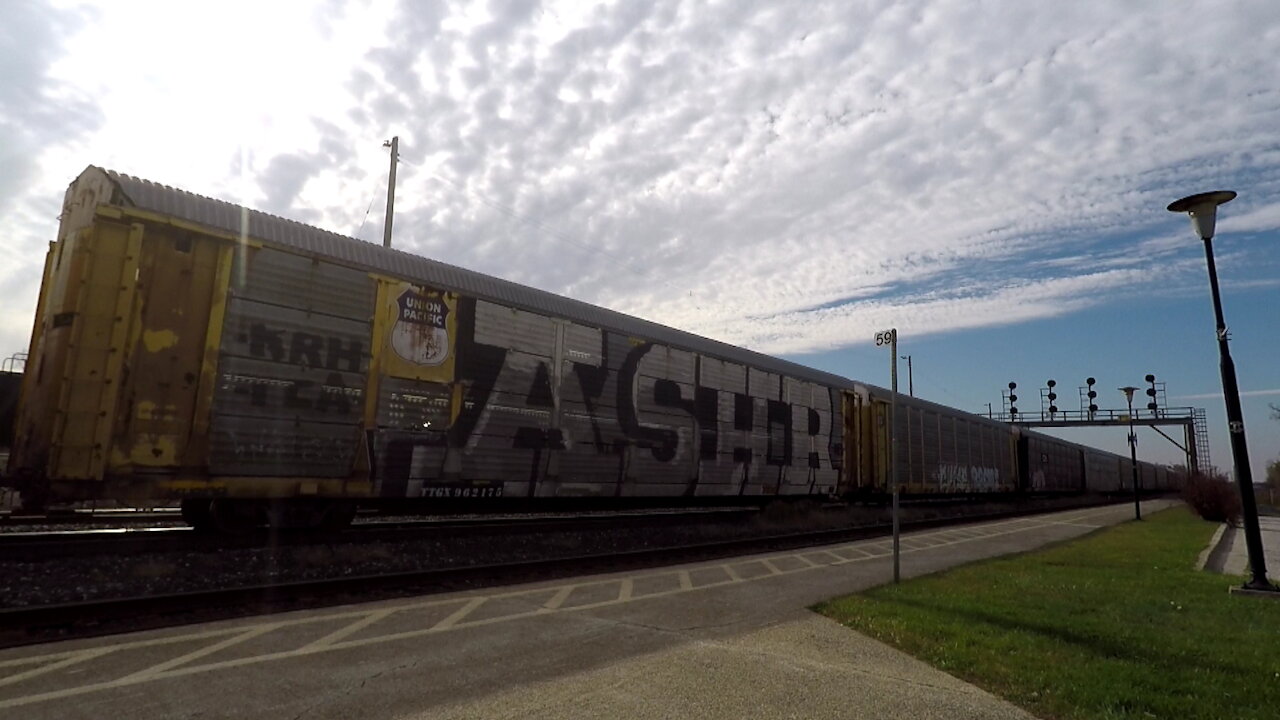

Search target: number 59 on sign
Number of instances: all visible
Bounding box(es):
[874,329,897,347]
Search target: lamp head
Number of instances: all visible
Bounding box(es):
[1167,190,1236,240]
[1119,386,1139,402]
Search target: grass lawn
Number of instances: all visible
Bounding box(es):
[816,507,1280,719]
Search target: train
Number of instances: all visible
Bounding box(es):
[1,166,1182,530]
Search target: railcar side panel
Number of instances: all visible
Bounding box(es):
[208,247,374,483]
[1084,449,1122,492]
[876,392,1016,494]
[1022,434,1086,492]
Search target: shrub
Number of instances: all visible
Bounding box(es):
[1181,470,1241,524]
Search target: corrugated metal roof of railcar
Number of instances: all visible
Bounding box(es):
[91,166,854,391]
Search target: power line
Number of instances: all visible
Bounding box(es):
[354,173,384,241]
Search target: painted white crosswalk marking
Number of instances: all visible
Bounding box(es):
[0,502,1168,711]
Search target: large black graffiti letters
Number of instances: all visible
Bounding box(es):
[826,387,843,471]
[382,431,448,496]
[570,334,611,453]
[732,393,753,464]
[289,332,324,368]
[617,343,678,462]
[233,323,363,414]
[448,297,507,448]
[806,408,821,469]
[652,379,718,461]
[765,400,793,466]
[248,323,285,362]
[431,304,841,493]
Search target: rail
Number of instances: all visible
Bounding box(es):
[0,495,1146,648]
[0,507,759,561]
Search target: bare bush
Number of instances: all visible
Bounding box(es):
[1181,470,1242,524]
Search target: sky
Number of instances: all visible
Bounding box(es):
[2,0,1279,482]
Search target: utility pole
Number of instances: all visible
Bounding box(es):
[382,136,399,248]
[900,355,913,397]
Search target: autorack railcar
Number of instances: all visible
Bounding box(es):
[4,167,1178,528]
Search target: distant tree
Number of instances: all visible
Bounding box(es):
[1267,459,1280,491]
[1271,402,1280,422]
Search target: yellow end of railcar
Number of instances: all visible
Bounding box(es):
[11,173,234,504]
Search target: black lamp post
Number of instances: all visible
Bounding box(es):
[1119,386,1142,521]
[1167,190,1275,592]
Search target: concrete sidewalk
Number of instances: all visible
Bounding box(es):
[1217,515,1280,577]
[420,612,1034,720]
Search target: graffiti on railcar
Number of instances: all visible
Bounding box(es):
[222,427,352,465]
[244,323,365,372]
[383,297,842,497]
[221,373,362,414]
[934,464,1002,492]
[217,323,366,415]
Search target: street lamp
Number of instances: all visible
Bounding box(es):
[900,355,914,397]
[1168,190,1275,592]
[1119,386,1142,521]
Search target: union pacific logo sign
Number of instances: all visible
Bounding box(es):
[391,288,450,366]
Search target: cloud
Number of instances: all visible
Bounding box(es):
[4,0,1280,362]
[1174,389,1280,401]
[332,0,1280,354]
[1222,201,1280,234]
[0,2,101,213]
[0,1,105,356]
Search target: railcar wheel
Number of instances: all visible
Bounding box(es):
[265,500,322,530]
[180,498,215,532]
[319,501,357,530]
[210,499,263,534]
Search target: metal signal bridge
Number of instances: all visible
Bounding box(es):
[992,375,1210,475]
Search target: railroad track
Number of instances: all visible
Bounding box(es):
[0,509,184,529]
[0,506,760,561]
[0,496,1133,649]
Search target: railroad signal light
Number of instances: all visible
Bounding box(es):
[1047,379,1058,415]
[1086,377,1098,413]
[1146,374,1159,413]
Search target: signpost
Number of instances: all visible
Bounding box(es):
[875,328,900,583]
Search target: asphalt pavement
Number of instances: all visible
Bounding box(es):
[0,500,1177,719]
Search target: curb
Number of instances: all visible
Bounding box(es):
[1228,585,1280,599]
[1196,522,1233,573]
